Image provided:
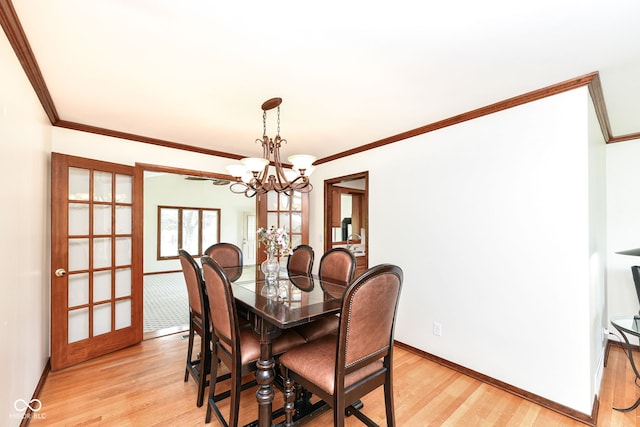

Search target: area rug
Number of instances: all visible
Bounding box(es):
[143,272,189,333]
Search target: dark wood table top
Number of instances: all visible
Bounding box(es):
[229,268,345,329]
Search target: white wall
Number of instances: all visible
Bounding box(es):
[3,32,614,418]
[606,138,640,329]
[308,88,603,414]
[0,34,52,425]
[588,94,608,398]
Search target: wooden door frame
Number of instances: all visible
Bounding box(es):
[324,171,369,254]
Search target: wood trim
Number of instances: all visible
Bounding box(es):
[50,72,640,164]
[0,0,58,124]
[2,0,637,163]
[54,120,244,160]
[19,358,50,426]
[136,162,234,181]
[315,72,601,164]
[324,172,368,257]
[156,205,221,259]
[587,73,613,142]
[394,340,597,427]
[609,132,640,144]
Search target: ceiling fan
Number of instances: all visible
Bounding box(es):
[184,176,231,186]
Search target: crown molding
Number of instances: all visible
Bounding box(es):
[0,0,58,123]
[54,120,243,161]
[2,0,638,164]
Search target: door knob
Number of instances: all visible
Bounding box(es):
[55,268,67,277]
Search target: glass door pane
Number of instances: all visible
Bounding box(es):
[64,167,132,344]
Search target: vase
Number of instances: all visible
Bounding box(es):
[260,282,278,299]
[261,251,279,283]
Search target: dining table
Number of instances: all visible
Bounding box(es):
[226,266,346,427]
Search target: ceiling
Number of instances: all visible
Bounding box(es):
[4,1,640,164]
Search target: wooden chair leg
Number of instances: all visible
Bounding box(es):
[384,378,395,427]
[185,323,194,382]
[205,352,220,424]
[196,332,209,407]
[334,396,345,427]
[229,364,242,427]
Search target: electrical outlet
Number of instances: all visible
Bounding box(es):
[433,321,442,336]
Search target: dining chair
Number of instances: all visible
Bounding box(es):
[200,255,306,427]
[178,249,212,407]
[279,264,403,427]
[295,247,357,342]
[318,247,357,286]
[287,244,314,276]
[204,242,244,282]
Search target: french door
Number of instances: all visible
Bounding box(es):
[51,153,141,371]
[257,190,309,263]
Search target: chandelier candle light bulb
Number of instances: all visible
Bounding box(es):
[226,97,316,197]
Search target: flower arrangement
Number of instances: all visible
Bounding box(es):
[257,226,290,256]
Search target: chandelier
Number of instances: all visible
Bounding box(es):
[226,98,316,197]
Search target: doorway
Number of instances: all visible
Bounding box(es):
[324,172,369,277]
[140,165,256,338]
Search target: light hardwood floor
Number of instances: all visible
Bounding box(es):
[28,334,639,426]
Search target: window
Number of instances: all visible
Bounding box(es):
[158,206,220,259]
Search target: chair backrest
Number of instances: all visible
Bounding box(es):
[287,244,314,276]
[179,249,207,317]
[318,247,356,286]
[200,255,240,356]
[337,264,403,373]
[205,242,243,281]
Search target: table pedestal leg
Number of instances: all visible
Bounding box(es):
[255,317,276,427]
[255,356,275,427]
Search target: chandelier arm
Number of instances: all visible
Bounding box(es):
[272,136,293,190]
[288,175,311,190]
[228,97,314,198]
[258,162,270,192]
[229,181,250,195]
[250,135,271,193]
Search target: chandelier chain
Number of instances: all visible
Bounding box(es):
[263,110,267,137]
[276,106,281,138]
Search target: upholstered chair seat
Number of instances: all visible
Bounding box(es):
[280,264,403,427]
[201,255,306,427]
